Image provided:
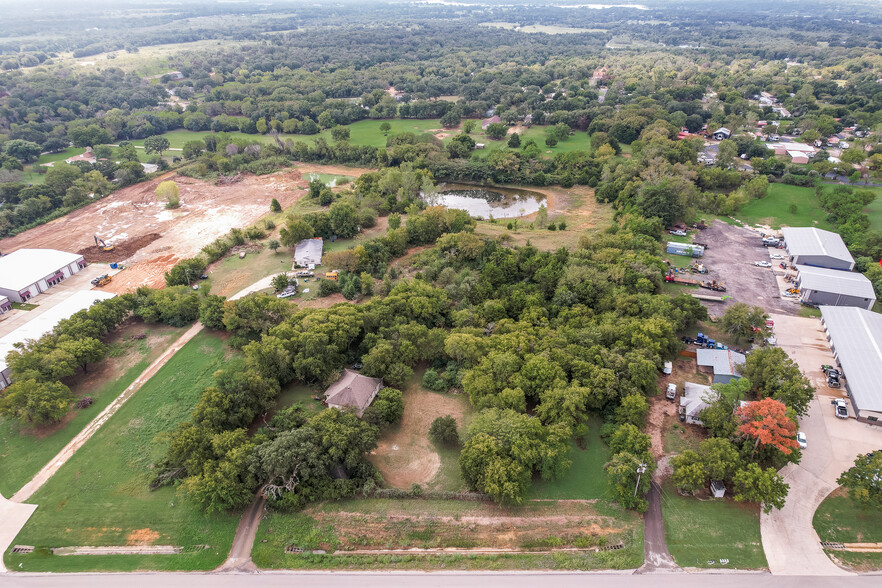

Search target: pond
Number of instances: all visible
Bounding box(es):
[427,183,546,219]
[306,172,352,187]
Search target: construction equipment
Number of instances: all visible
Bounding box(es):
[325,270,339,281]
[786,287,799,295]
[91,274,112,287]
[665,272,699,285]
[689,262,707,274]
[699,280,727,292]
[94,236,114,252]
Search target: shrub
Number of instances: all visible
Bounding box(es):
[271,198,282,212]
[422,368,447,391]
[429,415,459,446]
[318,279,341,297]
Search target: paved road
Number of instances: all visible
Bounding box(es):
[638,482,679,573]
[3,571,882,588]
[761,314,882,575]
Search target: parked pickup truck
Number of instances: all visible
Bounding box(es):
[666,383,678,401]
[832,398,848,419]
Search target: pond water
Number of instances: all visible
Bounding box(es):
[306,172,352,187]
[427,183,546,219]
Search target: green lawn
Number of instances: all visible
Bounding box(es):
[735,184,833,230]
[843,186,882,231]
[661,482,767,569]
[6,330,241,573]
[813,491,882,544]
[10,302,38,311]
[0,325,185,498]
[37,147,86,166]
[527,415,610,500]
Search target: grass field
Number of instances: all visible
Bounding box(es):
[0,324,184,498]
[251,498,644,570]
[735,184,833,230]
[813,490,882,544]
[5,330,240,573]
[528,415,610,500]
[661,482,767,569]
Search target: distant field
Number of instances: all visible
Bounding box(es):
[735,184,833,230]
[6,331,240,573]
[479,22,608,34]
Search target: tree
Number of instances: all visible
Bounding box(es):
[736,397,799,456]
[608,423,652,458]
[379,121,392,135]
[363,388,403,427]
[58,336,107,372]
[329,202,359,238]
[485,122,508,140]
[272,273,291,291]
[331,126,350,142]
[440,109,461,129]
[462,120,477,134]
[841,148,866,166]
[536,385,591,439]
[720,303,768,343]
[271,198,282,213]
[4,139,42,162]
[0,379,75,426]
[253,427,325,503]
[44,163,82,195]
[605,451,654,512]
[670,450,707,493]
[429,415,459,446]
[615,394,649,428]
[733,462,789,513]
[155,180,180,209]
[837,451,882,509]
[717,139,738,169]
[507,132,521,148]
[279,216,314,247]
[182,140,205,160]
[199,295,226,330]
[144,135,170,156]
[740,347,814,416]
[699,377,751,438]
[268,239,281,252]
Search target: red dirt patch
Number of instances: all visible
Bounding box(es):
[77,232,162,263]
[126,528,160,545]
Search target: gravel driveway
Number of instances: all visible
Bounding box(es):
[693,221,797,316]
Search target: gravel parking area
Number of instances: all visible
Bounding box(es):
[692,220,797,316]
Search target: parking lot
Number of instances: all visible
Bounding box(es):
[693,220,798,316]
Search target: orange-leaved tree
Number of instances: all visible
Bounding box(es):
[736,397,799,455]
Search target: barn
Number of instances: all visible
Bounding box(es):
[0,290,115,390]
[820,306,882,424]
[780,227,855,271]
[0,249,88,303]
[794,265,876,310]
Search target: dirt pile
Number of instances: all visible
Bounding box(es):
[77,233,162,263]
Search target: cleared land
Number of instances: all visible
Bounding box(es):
[5,331,240,573]
[368,369,473,491]
[0,322,184,498]
[735,184,833,230]
[660,482,767,570]
[251,498,643,570]
[0,170,305,292]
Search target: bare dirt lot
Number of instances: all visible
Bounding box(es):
[695,220,796,316]
[0,171,306,292]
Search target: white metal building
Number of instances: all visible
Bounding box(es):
[820,306,882,423]
[0,295,11,314]
[0,249,87,303]
[780,227,855,271]
[0,290,115,390]
[794,265,876,310]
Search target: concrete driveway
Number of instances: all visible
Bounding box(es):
[761,313,882,575]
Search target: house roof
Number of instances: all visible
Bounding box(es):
[324,369,383,417]
[696,349,746,377]
[787,150,811,160]
[294,238,323,267]
[0,290,115,375]
[680,381,717,418]
[713,127,730,135]
[821,306,882,412]
[0,249,84,292]
[796,265,875,300]
[781,227,854,267]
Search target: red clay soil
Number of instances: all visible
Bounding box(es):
[0,170,306,292]
[77,233,162,263]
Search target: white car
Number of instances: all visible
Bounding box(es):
[770,254,784,259]
[276,286,298,299]
[833,398,848,419]
[754,261,772,268]
[669,229,687,237]
[797,431,807,449]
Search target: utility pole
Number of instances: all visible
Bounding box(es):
[634,463,647,497]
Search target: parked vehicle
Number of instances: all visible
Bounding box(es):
[663,361,673,375]
[754,261,772,268]
[797,431,807,449]
[833,398,848,419]
[666,383,677,401]
[276,286,298,299]
[762,237,780,247]
[669,229,687,237]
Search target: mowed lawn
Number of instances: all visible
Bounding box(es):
[0,325,185,498]
[6,330,240,573]
[814,490,882,572]
[661,482,767,569]
[527,415,610,500]
[735,184,833,230]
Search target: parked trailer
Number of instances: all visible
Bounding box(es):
[666,242,705,257]
[691,293,729,302]
[665,273,699,285]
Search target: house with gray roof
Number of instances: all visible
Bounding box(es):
[781,227,855,271]
[324,369,384,417]
[696,348,746,384]
[294,238,323,268]
[820,306,882,423]
[794,265,875,310]
[680,382,718,425]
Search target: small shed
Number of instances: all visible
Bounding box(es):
[294,238,324,267]
[324,369,384,418]
[710,480,726,498]
[667,242,705,258]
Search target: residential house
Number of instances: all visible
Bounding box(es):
[711,127,731,141]
[324,369,384,417]
[679,382,717,425]
[481,115,501,130]
[696,348,746,384]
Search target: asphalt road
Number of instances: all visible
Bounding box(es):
[2,572,882,588]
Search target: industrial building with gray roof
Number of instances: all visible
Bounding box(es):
[795,265,876,310]
[820,306,882,422]
[781,227,855,270]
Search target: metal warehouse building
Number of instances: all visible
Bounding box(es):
[0,290,115,390]
[780,227,855,270]
[0,249,87,303]
[820,306,882,423]
[795,265,876,310]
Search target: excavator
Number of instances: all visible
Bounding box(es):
[94,235,114,252]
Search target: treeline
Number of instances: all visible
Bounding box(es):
[0,287,208,426]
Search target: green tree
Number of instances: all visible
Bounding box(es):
[0,379,75,426]
[144,135,170,156]
[429,415,459,446]
[717,139,738,169]
[740,347,814,416]
[733,462,789,513]
[485,122,508,140]
[614,394,649,428]
[331,126,350,142]
[329,201,359,238]
[155,180,180,209]
[605,451,654,512]
[199,295,226,330]
[379,121,392,135]
[507,132,521,148]
[363,388,403,427]
[279,217,314,248]
[270,198,282,213]
[4,139,42,162]
[462,120,477,134]
[670,451,707,493]
[268,239,281,252]
[272,273,291,291]
[440,109,461,129]
[837,451,882,509]
[182,140,205,160]
[698,377,751,438]
[720,302,768,343]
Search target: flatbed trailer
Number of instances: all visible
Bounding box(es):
[691,293,728,302]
